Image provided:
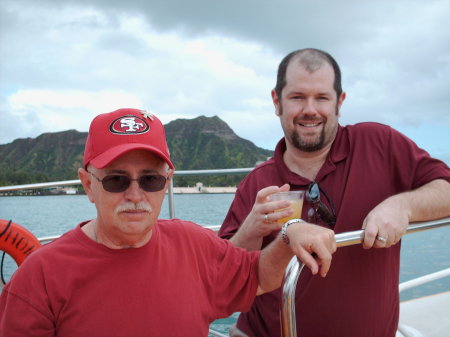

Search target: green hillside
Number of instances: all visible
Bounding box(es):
[0,115,273,187]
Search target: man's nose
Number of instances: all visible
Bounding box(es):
[302,98,318,114]
[124,179,145,202]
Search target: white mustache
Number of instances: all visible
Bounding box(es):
[115,202,153,214]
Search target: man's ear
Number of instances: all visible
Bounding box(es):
[165,168,174,188]
[271,89,281,116]
[337,91,346,116]
[78,168,95,203]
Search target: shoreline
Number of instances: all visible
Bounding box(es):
[170,186,237,194]
[0,186,238,196]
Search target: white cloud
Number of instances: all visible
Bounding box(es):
[0,0,449,165]
[7,89,142,132]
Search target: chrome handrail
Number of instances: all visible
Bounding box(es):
[0,168,254,193]
[0,168,253,220]
[399,267,450,293]
[167,168,252,218]
[0,170,235,244]
[37,225,222,243]
[0,180,82,192]
[280,217,450,337]
[208,329,228,337]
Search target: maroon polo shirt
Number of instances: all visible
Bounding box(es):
[219,122,450,337]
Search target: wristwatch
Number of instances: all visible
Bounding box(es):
[280,219,305,245]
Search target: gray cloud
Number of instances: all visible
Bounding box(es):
[0,0,449,163]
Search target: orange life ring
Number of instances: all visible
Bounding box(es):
[0,219,41,266]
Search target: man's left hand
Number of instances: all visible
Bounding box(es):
[362,196,409,249]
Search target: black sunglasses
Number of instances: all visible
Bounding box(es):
[306,182,336,227]
[89,171,168,193]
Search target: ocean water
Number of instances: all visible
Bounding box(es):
[1,194,449,335]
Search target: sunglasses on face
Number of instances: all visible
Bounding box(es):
[306,182,336,227]
[88,171,168,193]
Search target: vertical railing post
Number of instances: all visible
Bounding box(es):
[168,178,175,219]
[280,217,450,337]
[280,257,304,337]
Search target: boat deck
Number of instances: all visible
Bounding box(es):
[397,291,450,337]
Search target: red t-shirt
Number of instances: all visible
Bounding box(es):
[0,219,260,336]
[219,122,450,337]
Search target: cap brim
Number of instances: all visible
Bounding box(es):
[87,144,174,169]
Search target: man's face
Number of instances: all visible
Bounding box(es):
[273,61,345,153]
[81,149,171,245]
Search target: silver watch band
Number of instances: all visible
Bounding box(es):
[280,219,305,245]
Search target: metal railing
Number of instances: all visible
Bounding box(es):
[0,168,253,221]
[0,169,244,243]
[280,217,450,337]
[0,180,82,192]
[167,168,253,218]
[0,168,253,193]
[37,225,222,244]
[399,267,450,293]
[208,329,228,337]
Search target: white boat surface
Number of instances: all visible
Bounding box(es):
[396,266,450,337]
[398,290,450,337]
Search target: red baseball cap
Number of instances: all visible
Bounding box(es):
[84,108,174,169]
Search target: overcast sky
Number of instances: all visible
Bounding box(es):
[1,0,449,164]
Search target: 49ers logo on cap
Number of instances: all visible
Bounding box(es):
[110,115,149,134]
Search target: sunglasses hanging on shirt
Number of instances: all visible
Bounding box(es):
[306,181,337,227]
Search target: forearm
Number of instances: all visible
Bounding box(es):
[389,179,450,222]
[230,226,264,251]
[256,235,292,295]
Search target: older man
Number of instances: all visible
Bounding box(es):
[219,48,450,337]
[0,108,336,336]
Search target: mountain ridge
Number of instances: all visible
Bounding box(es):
[0,115,273,187]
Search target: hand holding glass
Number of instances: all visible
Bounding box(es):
[269,191,305,224]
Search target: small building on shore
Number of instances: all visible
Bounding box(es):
[171,182,236,194]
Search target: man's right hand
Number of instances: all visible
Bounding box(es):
[230,184,296,250]
[286,221,336,277]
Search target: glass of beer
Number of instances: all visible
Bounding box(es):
[270,191,305,224]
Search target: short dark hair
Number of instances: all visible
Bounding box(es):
[274,48,342,99]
